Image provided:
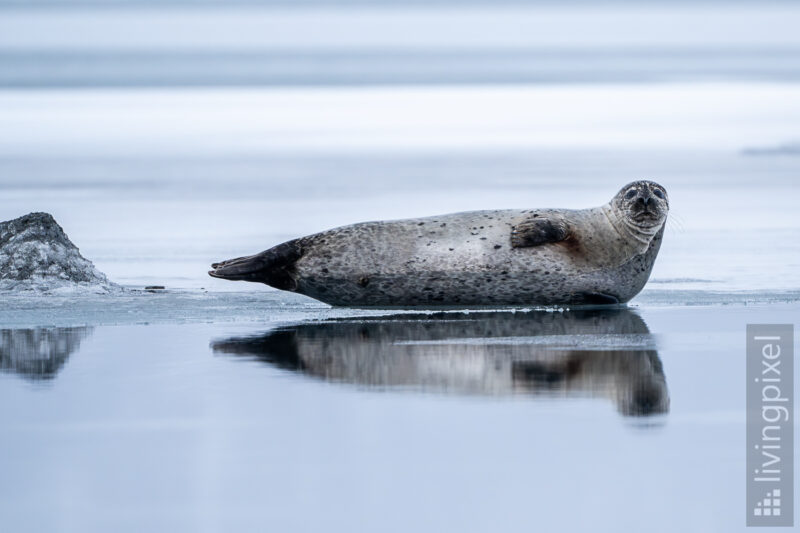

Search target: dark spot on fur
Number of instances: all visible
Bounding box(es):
[494,245,502,249]
[357,276,370,287]
[321,268,329,273]
[417,222,425,226]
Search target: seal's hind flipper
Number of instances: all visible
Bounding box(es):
[511,216,569,248]
[209,240,302,291]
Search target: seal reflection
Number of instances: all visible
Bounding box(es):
[213,309,668,417]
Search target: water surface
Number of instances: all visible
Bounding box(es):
[1,303,797,532]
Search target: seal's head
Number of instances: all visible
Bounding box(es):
[612,180,669,231]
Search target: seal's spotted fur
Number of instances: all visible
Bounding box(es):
[210,181,668,306]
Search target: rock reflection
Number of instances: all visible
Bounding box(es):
[0,327,92,381]
[213,309,668,417]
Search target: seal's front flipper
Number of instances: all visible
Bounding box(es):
[209,240,302,291]
[511,216,569,248]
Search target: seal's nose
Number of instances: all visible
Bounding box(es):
[638,195,653,207]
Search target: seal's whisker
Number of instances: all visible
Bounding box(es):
[666,211,686,234]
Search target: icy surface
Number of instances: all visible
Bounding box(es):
[0,288,797,329]
[0,212,118,293]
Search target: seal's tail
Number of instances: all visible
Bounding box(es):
[208,240,302,291]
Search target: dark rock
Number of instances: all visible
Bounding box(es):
[0,212,116,292]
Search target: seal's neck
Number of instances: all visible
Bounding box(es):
[602,204,662,255]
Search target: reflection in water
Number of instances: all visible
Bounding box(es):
[213,310,668,417]
[0,327,92,381]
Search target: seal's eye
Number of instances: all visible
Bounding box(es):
[653,189,665,199]
[624,189,637,199]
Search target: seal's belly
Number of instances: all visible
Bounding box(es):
[294,266,617,306]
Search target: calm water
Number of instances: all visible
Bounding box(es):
[1,304,798,532]
[2,2,800,532]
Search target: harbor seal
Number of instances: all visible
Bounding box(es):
[209,180,668,306]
